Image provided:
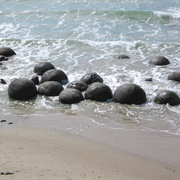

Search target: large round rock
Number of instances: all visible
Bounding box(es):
[149,56,170,65]
[0,47,16,57]
[80,72,103,85]
[154,90,180,106]
[113,83,147,105]
[167,72,180,82]
[34,62,55,75]
[85,82,112,102]
[67,80,88,92]
[59,89,84,104]
[38,81,64,96]
[41,69,68,85]
[8,78,37,100]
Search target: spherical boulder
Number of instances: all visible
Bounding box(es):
[154,90,180,106]
[34,62,55,75]
[113,83,147,105]
[38,81,64,96]
[67,80,88,92]
[80,72,103,85]
[0,47,16,57]
[167,72,180,82]
[85,82,112,102]
[59,89,84,104]
[40,69,68,85]
[8,78,37,100]
[149,56,170,65]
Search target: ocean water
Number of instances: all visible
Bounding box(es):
[0,0,180,135]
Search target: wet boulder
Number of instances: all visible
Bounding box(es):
[167,72,180,82]
[85,82,112,102]
[34,62,55,75]
[0,47,16,57]
[0,79,6,84]
[0,56,9,61]
[80,72,103,85]
[154,90,180,106]
[149,56,170,65]
[67,80,88,92]
[38,81,64,96]
[59,89,84,104]
[117,54,130,59]
[40,69,68,85]
[8,78,37,100]
[31,75,39,85]
[113,83,147,105]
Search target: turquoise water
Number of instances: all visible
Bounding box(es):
[0,0,180,135]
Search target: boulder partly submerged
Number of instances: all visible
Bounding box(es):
[40,69,68,85]
[59,89,84,104]
[34,62,55,75]
[38,81,64,96]
[80,72,103,85]
[85,82,112,102]
[154,90,180,106]
[0,47,16,57]
[113,83,147,105]
[149,56,170,66]
[8,78,37,100]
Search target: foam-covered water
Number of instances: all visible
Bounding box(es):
[0,0,180,135]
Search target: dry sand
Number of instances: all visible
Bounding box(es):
[0,114,180,179]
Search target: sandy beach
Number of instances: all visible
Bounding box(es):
[0,114,180,180]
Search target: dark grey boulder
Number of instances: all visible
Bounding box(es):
[38,81,64,96]
[154,90,180,106]
[59,89,84,104]
[150,56,170,65]
[34,62,55,75]
[85,82,112,102]
[80,72,103,85]
[113,83,147,105]
[40,69,68,85]
[0,79,6,84]
[0,47,16,57]
[167,72,180,82]
[117,54,130,59]
[8,78,37,100]
[67,80,88,92]
[31,75,39,85]
[0,56,9,61]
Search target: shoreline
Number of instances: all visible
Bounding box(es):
[1,114,180,179]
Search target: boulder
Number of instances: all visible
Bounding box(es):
[149,56,170,65]
[154,90,180,106]
[40,69,68,85]
[117,54,130,59]
[8,78,37,100]
[34,62,55,75]
[167,72,180,82]
[59,89,84,104]
[0,79,6,84]
[85,82,112,102]
[0,56,9,61]
[67,80,88,92]
[113,83,147,105]
[0,47,16,57]
[31,75,39,85]
[38,81,64,96]
[80,72,103,85]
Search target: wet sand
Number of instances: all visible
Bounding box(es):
[0,114,180,179]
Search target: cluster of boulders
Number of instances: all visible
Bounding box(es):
[1,47,180,106]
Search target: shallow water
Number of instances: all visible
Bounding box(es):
[0,0,180,135]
